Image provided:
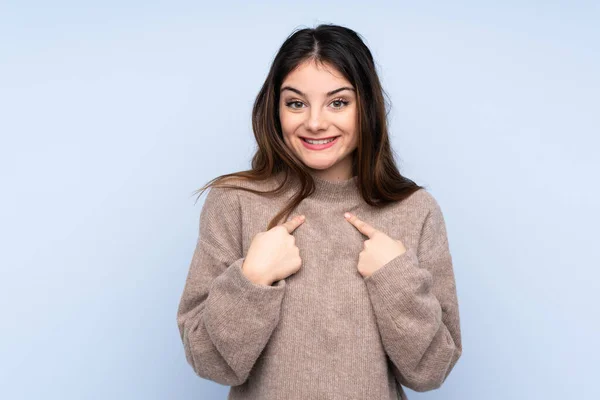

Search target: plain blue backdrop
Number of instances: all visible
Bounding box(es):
[1,1,598,399]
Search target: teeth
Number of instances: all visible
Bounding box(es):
[305,137,336,144]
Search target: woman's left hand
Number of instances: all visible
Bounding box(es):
[344,212,407,279]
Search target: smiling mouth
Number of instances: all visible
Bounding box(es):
[300,135,340,150]
[300,136,340,143]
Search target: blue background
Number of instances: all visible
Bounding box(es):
[1,1,598,399]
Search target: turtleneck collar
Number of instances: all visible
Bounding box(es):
[282,171,362,204]
[310,173,361,202]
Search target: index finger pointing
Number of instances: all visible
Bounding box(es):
[280,215,306,234]
[344,212,377,238]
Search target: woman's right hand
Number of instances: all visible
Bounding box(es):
[241,215,306,286]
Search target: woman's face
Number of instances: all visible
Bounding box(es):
[278,59,358,180]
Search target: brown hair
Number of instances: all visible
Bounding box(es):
[192,23,425,230]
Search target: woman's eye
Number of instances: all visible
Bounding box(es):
[330,99,349,109]
[285,101,304,109]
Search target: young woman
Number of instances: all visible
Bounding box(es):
[177,23,462,400]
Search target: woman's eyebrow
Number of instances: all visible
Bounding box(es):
[280,86,355,96]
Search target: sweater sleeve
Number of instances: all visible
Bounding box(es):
[363,192,462,392]
[176,186,286,386]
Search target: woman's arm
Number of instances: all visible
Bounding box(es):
[176,187,286,386]
[364,192,462,392]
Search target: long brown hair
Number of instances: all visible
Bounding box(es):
[192,23,425,230]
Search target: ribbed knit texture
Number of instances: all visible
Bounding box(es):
[176,172,462,399]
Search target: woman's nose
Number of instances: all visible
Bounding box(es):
[306,109,327,132]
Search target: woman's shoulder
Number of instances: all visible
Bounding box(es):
[399,187,442,213]
[205,172,287,204]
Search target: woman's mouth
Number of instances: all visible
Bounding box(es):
[300,136,340,150]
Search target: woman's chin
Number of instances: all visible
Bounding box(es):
[302,161,337,171]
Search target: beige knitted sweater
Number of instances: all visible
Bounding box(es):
[176,172,462,399]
